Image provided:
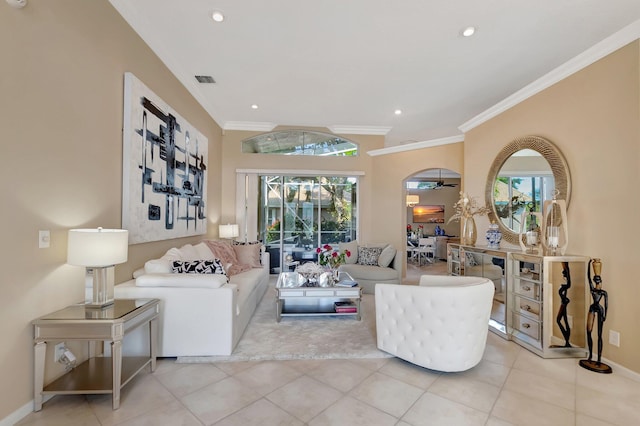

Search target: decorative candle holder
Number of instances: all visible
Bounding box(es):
[519,208,542,254]
[542,190,569,256]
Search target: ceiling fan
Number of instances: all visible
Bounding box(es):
[431,169,458,190]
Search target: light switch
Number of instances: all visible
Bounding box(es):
[39,230,50,248]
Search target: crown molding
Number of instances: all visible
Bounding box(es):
[459,19,640,133]
[367,135,464,157]
[327,125,392,135]
[222,121,278,132]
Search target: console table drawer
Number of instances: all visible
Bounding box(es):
[511,312,541,341]
[308,290,335,297]
[335,289,360,297]
[515,295,541,321]
[514,279,541,300]
[280,290,305,297]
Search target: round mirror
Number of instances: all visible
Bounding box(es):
[485,136,571,245]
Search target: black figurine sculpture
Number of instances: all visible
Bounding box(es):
[579,258,612,374]
[554,262,572,347]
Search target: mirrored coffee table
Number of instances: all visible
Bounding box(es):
[275,271,362,322]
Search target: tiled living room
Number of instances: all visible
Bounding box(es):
[3,1,640,425]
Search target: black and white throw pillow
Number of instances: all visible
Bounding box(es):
[357,247,383,266]
[464,252,479,267]
[172,259,226,274]
[232,240,262,246]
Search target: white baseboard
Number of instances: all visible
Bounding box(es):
[600,356,640,382]
[0,395,53,426]
[0,400,33,426]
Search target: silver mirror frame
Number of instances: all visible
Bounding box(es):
[485,135,571,245]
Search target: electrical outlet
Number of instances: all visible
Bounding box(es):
[609,330,620,347]
[54,342,66,362]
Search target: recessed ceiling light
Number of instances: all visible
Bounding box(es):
[251,104,259,110]
[211,10,225,22]
[394,109,402,115]
[462,26,476,37]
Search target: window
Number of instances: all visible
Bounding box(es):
[242,130,358,156]
[260,175,358,273]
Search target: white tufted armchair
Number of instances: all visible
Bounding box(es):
[375,275,494,372]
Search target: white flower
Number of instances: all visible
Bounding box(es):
[448,192,490,223]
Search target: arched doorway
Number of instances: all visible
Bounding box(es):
[404,168,461,283]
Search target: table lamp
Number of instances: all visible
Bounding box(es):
[219,223,239,240]
[406,195,419,207]
[67,228,129,308]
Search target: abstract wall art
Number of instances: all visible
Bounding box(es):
[122,72,208,244]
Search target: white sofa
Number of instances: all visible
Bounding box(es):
[375,275,494,372]
[337,241,401,294]
[114,242,269,357]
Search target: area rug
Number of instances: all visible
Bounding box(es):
[177,282,390,363]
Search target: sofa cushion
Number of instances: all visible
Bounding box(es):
[194,242,215,260]
[230,267,264,310]
[339,264,398,281]
[357,247,383,266]
[339,240,359,264]
[172,259,226,274]
[145,259,173,274]
[135,273,228,288]
[132,267,146,278]
[179,244,199,260]
[378,245,396,267]
[233,243,262,268]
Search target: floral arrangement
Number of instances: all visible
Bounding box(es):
[406,224,412,232]
[448,192,491,223]
[316,244,351,268]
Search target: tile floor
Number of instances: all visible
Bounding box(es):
[17,331,640,426]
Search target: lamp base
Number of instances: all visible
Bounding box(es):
[85,266,115,309]
[84,300,115,309]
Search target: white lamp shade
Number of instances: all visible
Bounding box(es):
[67,228,129,267]
[219,223,239,239]
[406,195,419,206]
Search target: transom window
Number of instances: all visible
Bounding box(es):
[242,130,358,156]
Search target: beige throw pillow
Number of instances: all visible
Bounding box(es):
[233,244,262,268]
[378,245,397,268]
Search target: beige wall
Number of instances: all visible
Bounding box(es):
[464,41,640,372]
[0,0,222,419]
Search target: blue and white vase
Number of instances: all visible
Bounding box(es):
[486,223,502,248]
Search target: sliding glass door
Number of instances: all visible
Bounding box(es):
[260,175,357,273]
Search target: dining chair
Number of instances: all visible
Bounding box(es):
[416,237,436,265]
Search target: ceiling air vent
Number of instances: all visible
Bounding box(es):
[195,75,216,84]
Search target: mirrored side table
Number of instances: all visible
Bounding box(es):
[32,298,159,411]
